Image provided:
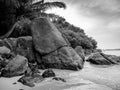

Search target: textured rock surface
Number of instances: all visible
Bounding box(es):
[0,46,10,54]
[31,18,84,70]
[31,18,68,55]
[101,53,120,63]
[15,36,35,63]
[42,69,55,78]
[18,74,44,87]
[0,36,35,63]
[40,47,83,70]
[1,55,28,77]
[0,53,14,72]
[52,77,66,82]
[75,46,85,61]
[0,47,12,72]
[86,52,120,65]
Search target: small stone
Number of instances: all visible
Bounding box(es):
[19,89,24,90]
[13,82,17,85]
[42,69,55,78]
[53,77,66,82]
[18,76,35,87]
[18,74,44,87]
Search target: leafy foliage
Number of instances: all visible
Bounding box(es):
[0,0,66,37]
[52,15,97,50]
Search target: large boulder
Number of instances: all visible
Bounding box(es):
[1,55,28,77]
[40,47,83,70]
[31,18,84,70]
[31,18,68,55]
[86,52,120,65]
[101,53,120,63]
[0,36,35,63]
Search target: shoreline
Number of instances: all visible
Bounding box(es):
[0,62,120,90]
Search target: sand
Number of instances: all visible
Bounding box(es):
[0,62,120,90]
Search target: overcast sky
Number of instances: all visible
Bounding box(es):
[47,0,120,49]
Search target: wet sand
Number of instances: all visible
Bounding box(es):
[0,62,120,90]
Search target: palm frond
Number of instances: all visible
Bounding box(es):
[32,0,44,6]
[31,1,66,12]
[25,0,35,7]
[46,1,66,9]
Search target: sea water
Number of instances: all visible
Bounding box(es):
[103,51,120,56]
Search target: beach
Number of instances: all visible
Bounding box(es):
[0,60,120,90]
[0,0,120,90]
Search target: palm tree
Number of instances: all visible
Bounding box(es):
[0,0,66,38]
[15,0,66,18]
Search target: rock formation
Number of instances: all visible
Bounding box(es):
[1,55,28,77]
[0,18,84,71]
[0,17,85,87]
[31,18,84,70]
[86,52,120,65]
[0,36,35,63]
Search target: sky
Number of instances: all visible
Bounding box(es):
[46,0,120,49]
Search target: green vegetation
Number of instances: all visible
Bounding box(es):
[52,15,97,54]
[0,0,66,37]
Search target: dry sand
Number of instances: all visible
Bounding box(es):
[0,62,120,90]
